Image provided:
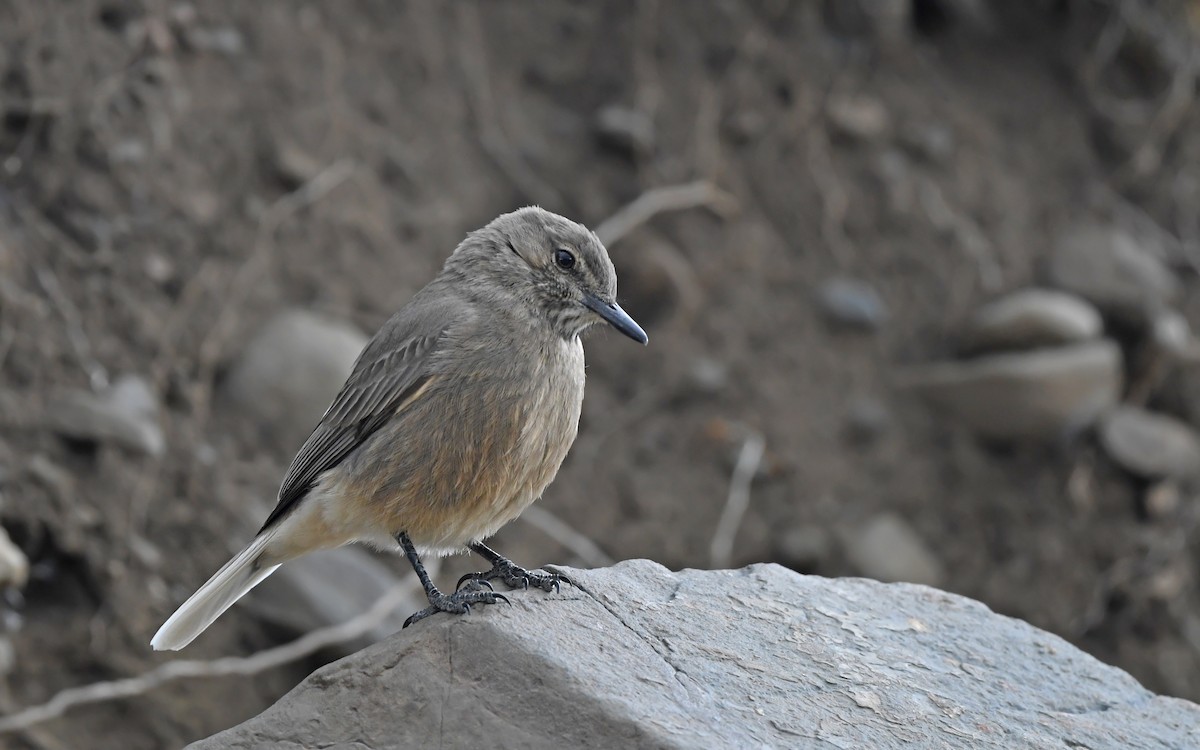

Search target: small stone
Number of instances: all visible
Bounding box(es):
[1099,406,1200,480]
[110,139,148,165]
[775,527,832,571]
[184,26,245,56]
[594,106,655,158]
[900,341,1123,442]
[45,374,165,456]
[843,514,944,587]
[1151,310,1200,361]
[128,534,163,568]
[900,123,955,163]
[687,357,729,395]
[219,309,368,450]
[144,254,175,283]
[181,189,220,225]
[271,142,322,189]
[845,396,890,443]
[962,289,1103,354]
[826,95,891,142]
[0,527,28,589]
[1047,224,1179,326]
[817,277,887,331]
[1143,481,1181,519]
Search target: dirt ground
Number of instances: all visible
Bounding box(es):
[2,1,1200,748]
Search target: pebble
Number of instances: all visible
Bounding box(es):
[844,396,890,443]
[842,514,945,587]
[595,105,655,158]
[1143,481,1181,519]
[184,26,245,56]
[686,357,729,396]
[899,341,1123,442]
[818,277,888,331]
[826,95,891,142]
[45,374,165,456]
[961,288,1103,354]
[219,309,368,450]
[1098,406,1200,480]
[0,527,28,589]
[900,123,955,164]
[775,526,832,571]
[1047,224,1179,326]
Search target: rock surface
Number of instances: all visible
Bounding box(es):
[44,374,165,456]
[219,309,368,450]
[900,341,1122,441]
[191,560,1199,750]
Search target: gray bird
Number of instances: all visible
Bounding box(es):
[152,206,646,650]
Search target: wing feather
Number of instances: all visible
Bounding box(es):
[259,331,442,531]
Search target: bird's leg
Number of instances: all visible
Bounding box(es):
[456,541,573,593]
[397,532,508,628]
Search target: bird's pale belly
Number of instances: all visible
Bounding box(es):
[278,337,586,559]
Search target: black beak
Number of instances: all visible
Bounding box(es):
[583,295,648,344]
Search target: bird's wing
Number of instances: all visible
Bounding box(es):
[259,313,447,532]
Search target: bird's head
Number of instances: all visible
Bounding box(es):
[448,206,647,344]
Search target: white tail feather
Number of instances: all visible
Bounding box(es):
[151,530,281,651]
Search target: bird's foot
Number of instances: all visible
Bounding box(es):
[402,581,509,628]
[456,558,573,593]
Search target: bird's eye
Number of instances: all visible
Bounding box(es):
[554,248,576,270]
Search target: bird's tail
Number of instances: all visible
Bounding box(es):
[151,528,282,651]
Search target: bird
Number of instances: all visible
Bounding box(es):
[151,206,647,651]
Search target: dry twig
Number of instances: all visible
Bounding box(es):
[593,180,738,247]
[0,577,424,735]
[709,431,765,570]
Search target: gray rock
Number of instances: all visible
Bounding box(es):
[843,513,945,587]
[244,547,416,655]
[219,309,367,450]
[900,341,1123,442]
[1099,406,1200,480]
[595,105,655,157]
[191,560,1200,750]
[826,94,891,142]
[962,288,1103,353]
[1047,224,1179,326]
[818,277,888,331]
[45,374,164,456]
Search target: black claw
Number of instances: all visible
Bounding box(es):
[402,585,509,628]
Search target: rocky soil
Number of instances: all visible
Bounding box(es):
[1,2,1200,748]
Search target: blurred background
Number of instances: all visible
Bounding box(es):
[2,0,1200,747]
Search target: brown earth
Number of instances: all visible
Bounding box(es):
[1,1,1199,748]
